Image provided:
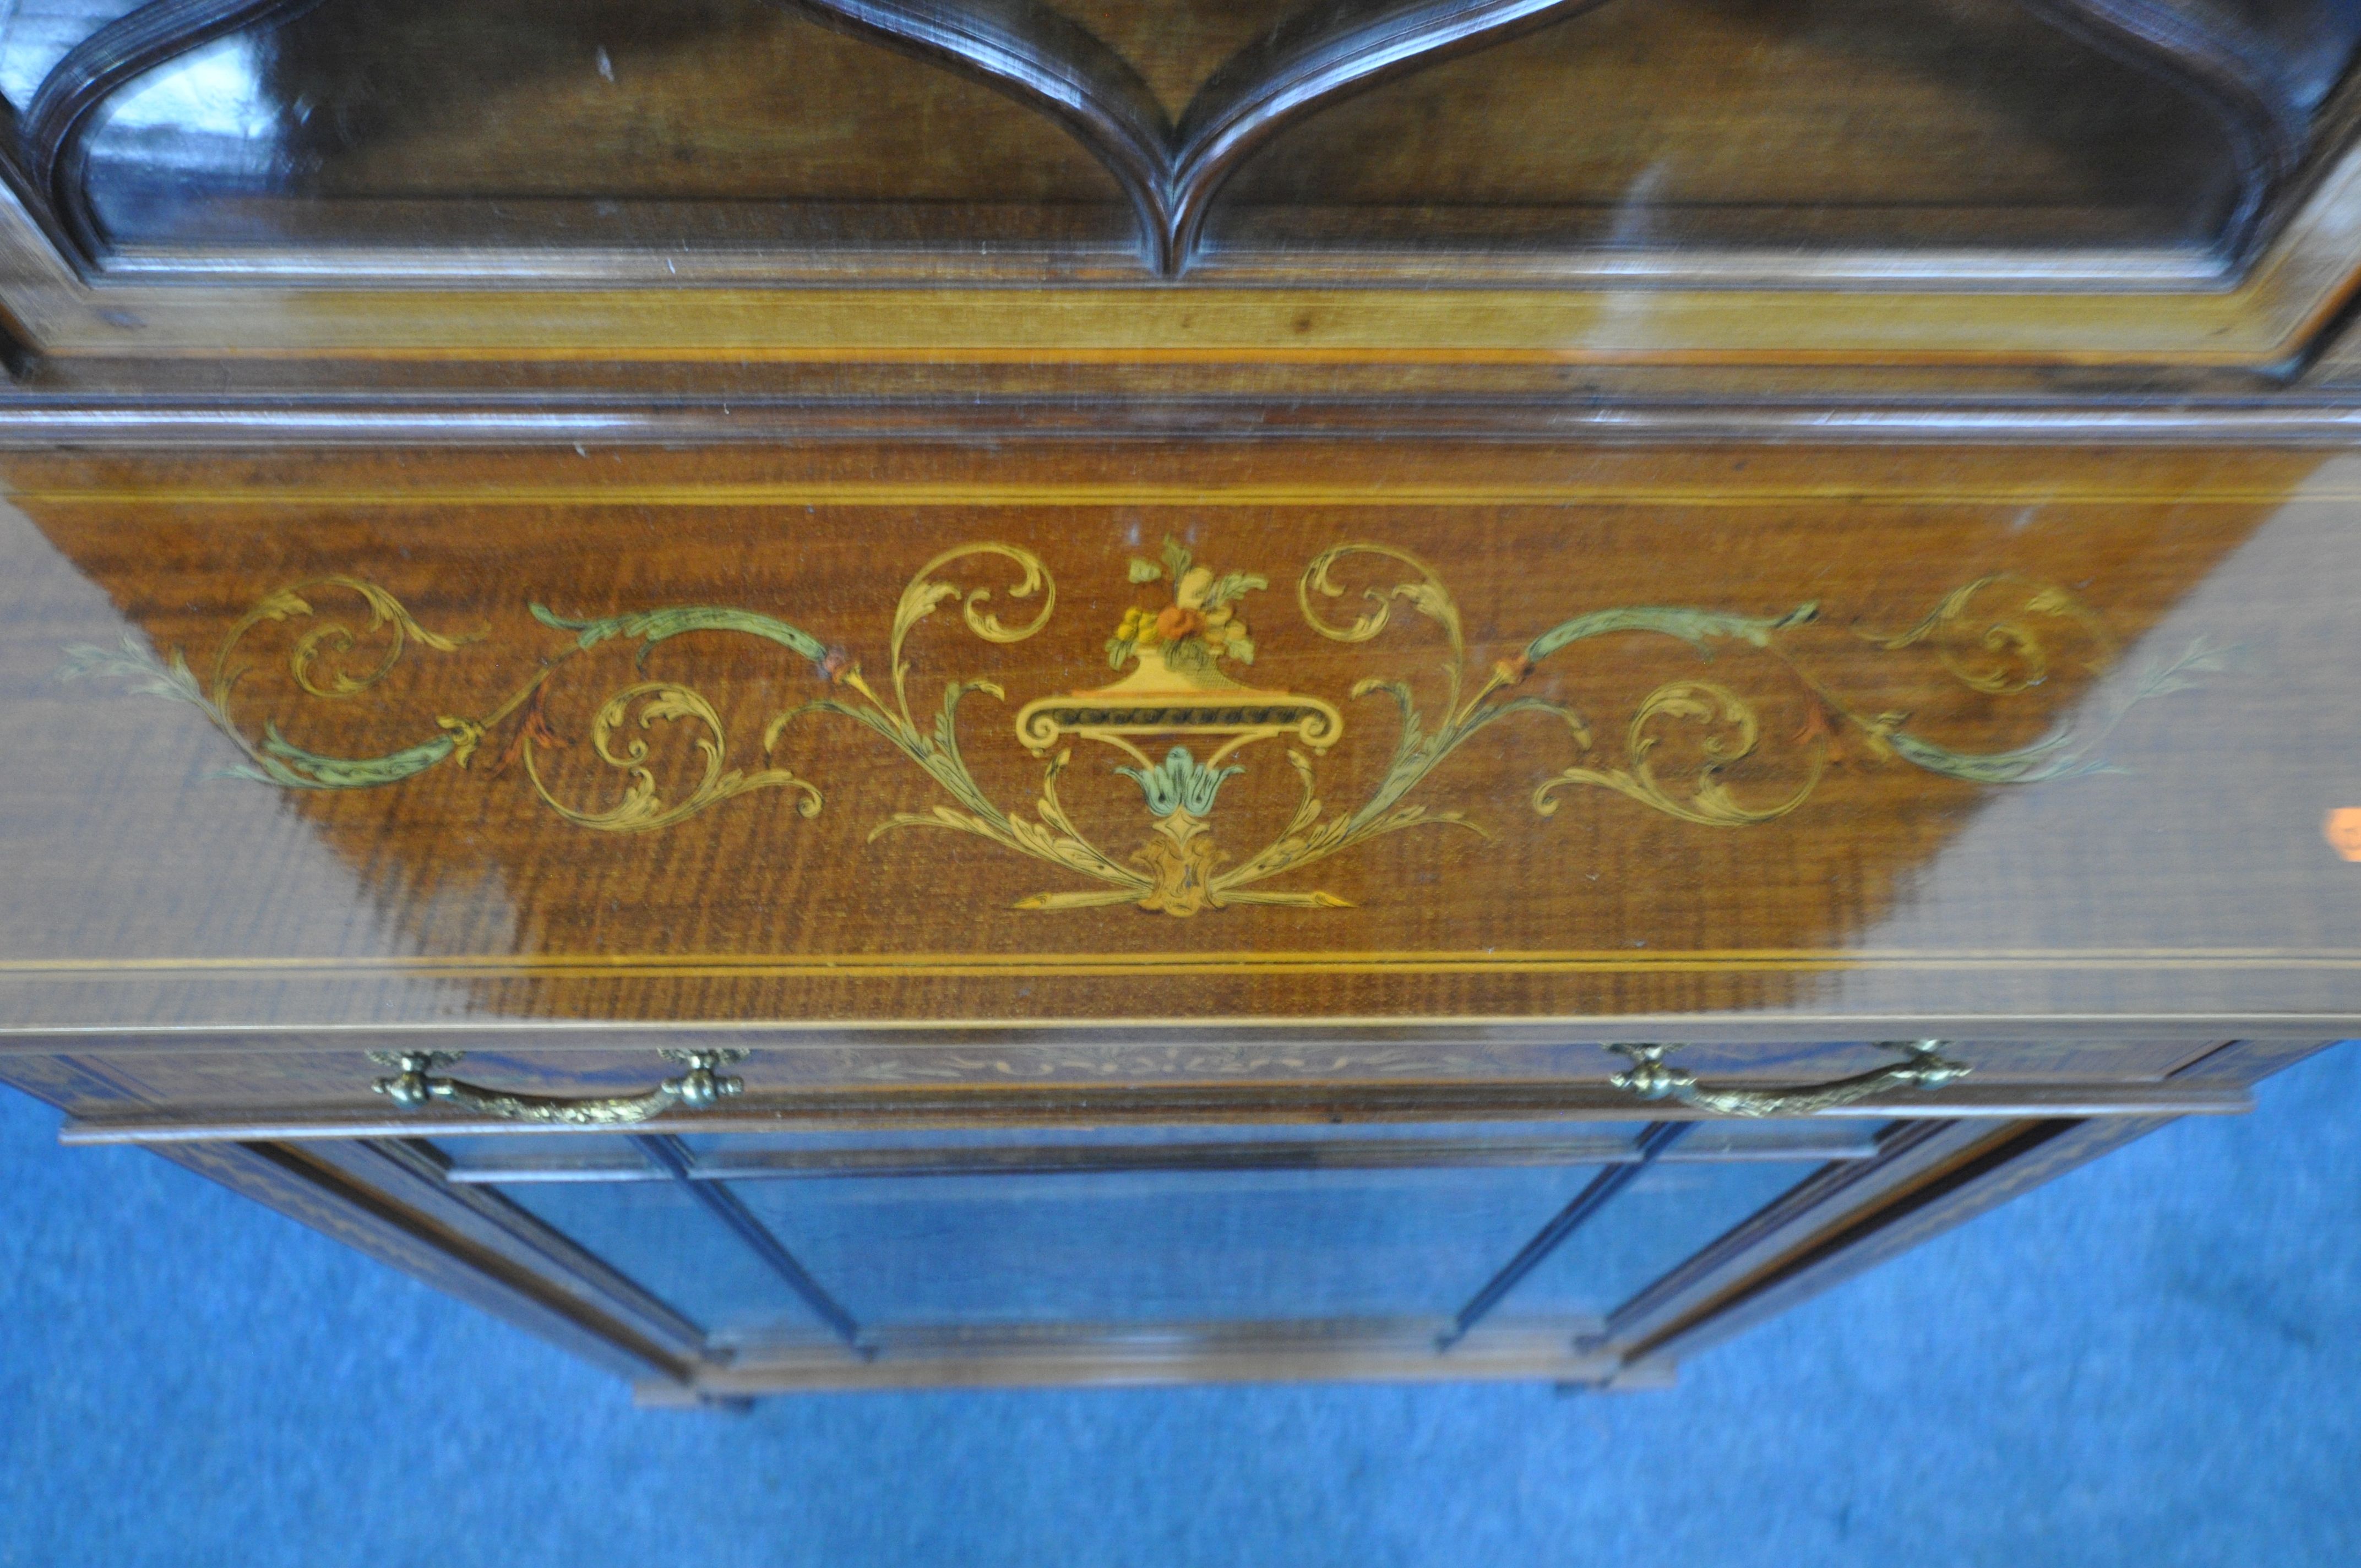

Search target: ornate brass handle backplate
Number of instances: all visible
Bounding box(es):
[1608,1041,1969,1118]
[368,1049,746,1125]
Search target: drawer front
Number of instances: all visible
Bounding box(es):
[3,441,2358,1051]
[6,1036,2242,1135]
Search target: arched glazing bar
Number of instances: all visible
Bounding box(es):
[2009,0,2321,245]
[5,0,2353,272]
[773,0,1611,273]
[18,0,330,258]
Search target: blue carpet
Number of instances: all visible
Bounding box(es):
[3,1046,2357,1567]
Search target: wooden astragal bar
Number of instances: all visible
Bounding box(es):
[0,0,2353,1398]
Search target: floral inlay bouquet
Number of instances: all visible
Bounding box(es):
[1105,536,1267,677]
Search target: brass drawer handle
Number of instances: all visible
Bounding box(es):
[368,1049,746,1125]
[1608,1041,1968,1118]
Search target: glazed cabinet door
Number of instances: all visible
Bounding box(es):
[194,1109,2080,1393]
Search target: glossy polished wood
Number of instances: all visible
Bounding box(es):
[0,442,2353,1088]
[0,6,2352,1398]
[0,0,2357,387]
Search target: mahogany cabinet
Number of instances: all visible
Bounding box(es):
[0,0,2354,1398]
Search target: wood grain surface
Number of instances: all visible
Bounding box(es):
[1,441,2354,1055]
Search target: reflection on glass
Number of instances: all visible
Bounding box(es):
[1207,0,2247,256]
[31,0,2318,265]
[0,0,128,104]
[725,1165,1612,1327]
[89,34,282,184]
[75,0,1131,258]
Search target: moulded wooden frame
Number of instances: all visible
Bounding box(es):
[7,0,2351,279]
[7,14,2361,385]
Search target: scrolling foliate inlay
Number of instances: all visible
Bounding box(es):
[60,540,2221,917]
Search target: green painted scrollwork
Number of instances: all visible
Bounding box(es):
[58,576,487,791]
[59,536,2221,916]
[1535,679,1820,828]
[530,601,829,663]
[59,575,831,820]
[521,682,820,833]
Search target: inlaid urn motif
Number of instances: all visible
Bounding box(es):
[61,532,2214,918]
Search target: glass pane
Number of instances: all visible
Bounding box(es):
[493,1178,838,1346]
[0,0,139,106]
[80,0,1131,259]
[42,0,2355,271]
[1207,0,2255,257]
[724,1164,1612,1327]
[438,1121,1865,1341]
[1493,1158,1829,1323]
